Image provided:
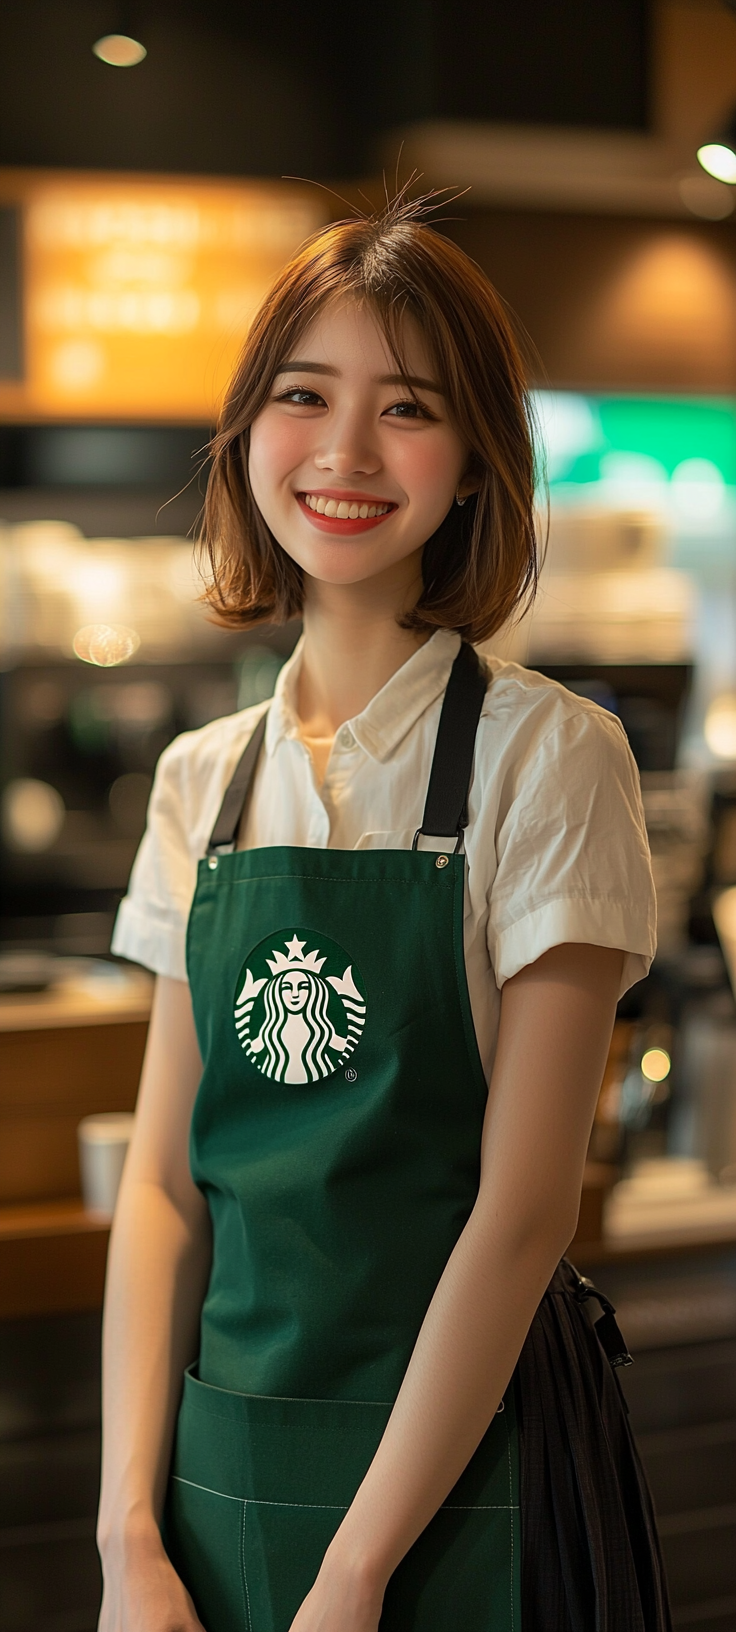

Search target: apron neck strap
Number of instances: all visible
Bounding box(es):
[206,640,488,857]
[207,711,268,854]
[413,640,488,851]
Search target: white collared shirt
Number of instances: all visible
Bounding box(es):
[112,630,656,1081]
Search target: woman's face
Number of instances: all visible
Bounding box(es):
[248,299,473,592]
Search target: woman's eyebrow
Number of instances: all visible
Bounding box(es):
[377,372,444,393]
[275,361,444,394]
[275,361,336,375]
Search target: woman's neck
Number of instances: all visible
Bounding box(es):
[296,557,428,735]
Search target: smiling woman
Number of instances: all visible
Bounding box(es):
[101,194,668,1632]
[200,195,538,640]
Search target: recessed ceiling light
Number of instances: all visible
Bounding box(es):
[92,33,147,67]
[696,111,736,185]
[697,142,736,184]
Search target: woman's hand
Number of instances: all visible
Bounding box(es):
[98,1526,206,1632]
[288,1541,385,1632]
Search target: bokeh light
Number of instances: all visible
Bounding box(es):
[73,624,141,667]
[705,694,736,759]
[92,35,147,67]
[641,1047,671,1083]
[697,143,736,184]
[1,779,65,852]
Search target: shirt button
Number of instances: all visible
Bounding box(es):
[338,725,356,751]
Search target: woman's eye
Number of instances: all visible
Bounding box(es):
[385,399,433,420]
[275,386,325,407]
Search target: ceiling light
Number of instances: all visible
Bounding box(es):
[697,111,736,184]
[92,33,147,67]
[697,143,736,183]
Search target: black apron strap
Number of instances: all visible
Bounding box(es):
[207,711,268,855]
[206,640,488,857]
[413,640,488,850]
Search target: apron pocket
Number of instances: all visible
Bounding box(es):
[164,1473,249,1632]
[242,1494,519,1632]
[383,1502,518,1631]
[243,1499,345,1632]
[167,1368,519,1632]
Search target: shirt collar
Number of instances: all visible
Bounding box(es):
[265,629,462,762]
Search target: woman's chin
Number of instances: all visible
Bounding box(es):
[296,546,425,594]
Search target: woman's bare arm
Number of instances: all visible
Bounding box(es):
[97,975,211,1630]
[292,941,623,1629]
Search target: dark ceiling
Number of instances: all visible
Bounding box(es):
[0,0,650,180]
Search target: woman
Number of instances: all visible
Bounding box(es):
[98,198,670,1631]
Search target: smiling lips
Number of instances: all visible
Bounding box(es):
[297,491,397,535]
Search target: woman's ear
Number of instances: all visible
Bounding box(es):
[456,458,483,506]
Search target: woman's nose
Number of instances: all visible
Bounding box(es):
[315,412,381,478]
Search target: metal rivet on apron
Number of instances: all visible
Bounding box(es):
[435,854,449,869]
[208,856,218,870]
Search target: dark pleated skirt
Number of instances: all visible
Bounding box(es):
[516,1258,672,1632]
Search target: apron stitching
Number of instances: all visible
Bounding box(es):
[443,1504,519,1511]
[250,1501,517,1511]
[230,875,454,889]
[240,1500,252,1632]
[172,1477,516,1512]
[171,1474,241,1501]
[450,864,489,1112]
[184,1391,394,1408]
[237,1498,349,1510]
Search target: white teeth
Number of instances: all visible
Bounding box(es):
[302,493,393,519]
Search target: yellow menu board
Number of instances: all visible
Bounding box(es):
[0,170,325,421]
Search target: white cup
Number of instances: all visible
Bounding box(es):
[78,1112,135,1217]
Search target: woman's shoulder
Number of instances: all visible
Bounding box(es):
[480,656,629,755]
[152,700,270,825]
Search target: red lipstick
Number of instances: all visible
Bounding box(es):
[296,491,398,536]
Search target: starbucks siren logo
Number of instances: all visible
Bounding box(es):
[234,929,366,1084]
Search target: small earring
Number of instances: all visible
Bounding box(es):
[456,488,467,507]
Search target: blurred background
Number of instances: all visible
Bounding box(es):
[4,3,736,1630]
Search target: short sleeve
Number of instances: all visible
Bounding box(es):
[111,737,198,981]
[487,708,656,996]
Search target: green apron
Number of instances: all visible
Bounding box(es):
[165,642,521,1631]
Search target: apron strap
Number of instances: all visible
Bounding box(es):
[413,640,488,851]
[206,639,488,857]
[207,711,268,855]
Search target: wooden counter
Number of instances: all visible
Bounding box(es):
[0,965,151,1318]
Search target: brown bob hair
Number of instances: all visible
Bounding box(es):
[201,197,540,642]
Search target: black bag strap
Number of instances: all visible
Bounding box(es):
[206,640,488,857]
[207,711,268,855]
[413,640,488,850]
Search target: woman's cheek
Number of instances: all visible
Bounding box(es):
[249,413,312,489]
[390,432,463,506]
